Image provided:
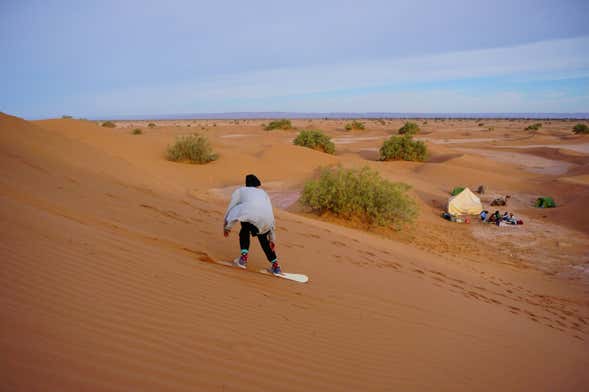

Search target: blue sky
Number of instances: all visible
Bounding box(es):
[1,0,588,118]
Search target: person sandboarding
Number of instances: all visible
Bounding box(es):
[223,174,282,275]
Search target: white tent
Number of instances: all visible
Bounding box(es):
[447,187,483,216]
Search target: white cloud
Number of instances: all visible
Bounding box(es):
[70,35,589,115]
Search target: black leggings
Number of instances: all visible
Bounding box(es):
[239,222,276,262]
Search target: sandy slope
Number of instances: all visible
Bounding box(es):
[1,114,588,391]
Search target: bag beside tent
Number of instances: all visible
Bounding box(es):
[447,187,483,216]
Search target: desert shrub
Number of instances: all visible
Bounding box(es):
[148,122,156,128]
[344,120,365,131]
[300,166,417,228]
[293,130,335,154]
[62,115,72,119]
[525,123,542,131]
[478,123,484,127]
[573,123,589,134]
[166,134,218,164]
[102,121,116,128]
[398,121,420,135]
[379,135,427,161]
[450,186,464,196]
[264,119,292,130]
[132,128,142,135]
[535,197,556,208]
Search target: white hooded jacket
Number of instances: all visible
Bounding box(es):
[224,186,276,241]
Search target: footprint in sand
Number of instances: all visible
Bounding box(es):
[181,247,215,263]
[331,240,347,247]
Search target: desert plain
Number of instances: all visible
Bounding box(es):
[1,112,588,391]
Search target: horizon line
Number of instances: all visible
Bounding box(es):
[45,111,589,121]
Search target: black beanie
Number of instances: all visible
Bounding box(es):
[245,174,261,187]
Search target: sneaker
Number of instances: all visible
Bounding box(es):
[234,253,248,269]
[270,261,282,275]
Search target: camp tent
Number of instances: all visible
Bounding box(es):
[447,187,483,216]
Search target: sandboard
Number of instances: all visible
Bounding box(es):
[215,260,309,283]
[259,268,309,283]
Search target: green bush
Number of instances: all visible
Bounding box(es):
[344,120,365,131]
[573,123,589,134]
[166,134,218,164]
[264,119,292,130]
[450,186,464,196]
[148,122,156,128]
[293,130,335,154]
[300,166,417,228]
[535,197,556,208]
[398,121,420,135]
[102,121,116,128]
[132,128,142,135]
[525,123,542,131]
[379,135,427,161]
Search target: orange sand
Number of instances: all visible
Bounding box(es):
[1,113,588,391]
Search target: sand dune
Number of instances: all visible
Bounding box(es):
[1,113,588,391]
